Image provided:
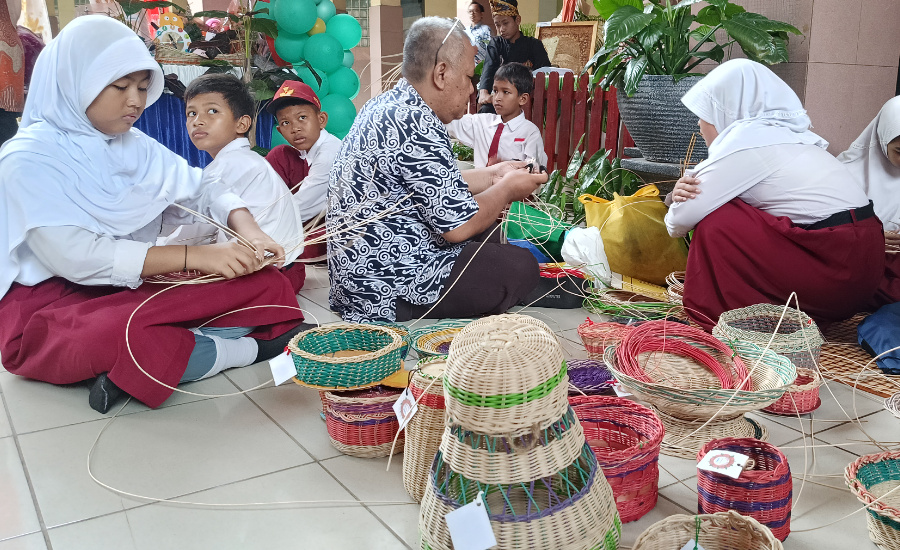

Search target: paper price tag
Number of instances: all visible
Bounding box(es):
[268,352,296,386]
[612,382,632,397]
[698,450,750,479]
[445,491,497,550]
[680,540,707,550]
[392,387,418,431]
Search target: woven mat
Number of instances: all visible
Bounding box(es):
[820,315,900,398]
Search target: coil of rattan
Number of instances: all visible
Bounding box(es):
[846,450,900,550]
[652,406,768,459]
[713,303,824,371]
[584,288,681,320]
[321,386,404,458]
[665,271,685,305]
[569,395,664,523]
[567,358,615,395]
[403,356,447,502]
[577,318,636,360]
[762,367,822,415]
[632,510,784,550]
[288,323,404,390]
[697,437,792,541]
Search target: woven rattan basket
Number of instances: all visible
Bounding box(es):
[846,450,900,550]
[403,356,447,502]
[411,319,473,357]
[567,359,615,395]
[577,319,636,360]
[632,510,784,550]
[289,323,404,390]
[321,386,404,458]
[713,303,824,371]
[762,367,822,415]
[154,44,245,66]
[653,406,768,459]
[697,437,792,541]
[570,395,664,523]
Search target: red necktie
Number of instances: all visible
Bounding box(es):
[487,122,504,160]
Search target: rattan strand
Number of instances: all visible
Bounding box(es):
[665,271,685,305]
[763,367,822,415]
[403,357,448,502]
[846,450,900,550]
[632,510,784,550]
[653,407,768,459]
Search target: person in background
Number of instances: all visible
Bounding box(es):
[0,0,24,145]
[476,0,549,114]
[466,1,491,66]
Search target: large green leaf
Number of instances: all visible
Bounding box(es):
[671,0,706,10]
[722,13,793,64]
[566,135,587,179]
[594,0,643,20]
[623,56,649,96]
[732,12,800,34]
[604,5,656,46]
[695,5,722,25]
[577,149,611,194]
[250,17,278,38]
[637,23,664,53]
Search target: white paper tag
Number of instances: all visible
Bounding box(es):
[680,540,707,550]
[698,450,750,479]
[445,491,497,550]
[268,352,296,386]
[392,387,419,431]
[612,382,632,397]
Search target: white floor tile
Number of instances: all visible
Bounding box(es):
[0,393,12,439]
[321,454,417,505]
[0,439,41,540]
[618,491,694,547]
[298,286,332,311]
[370,504,421,549]
[301,265,330,290]
[0,534,47,550]
[746,412,804,446]
[815,409,900,457]
[48,513,137,550]
[763,380,886,433]
[0,375,109,435]
[296,295,342,326]
[657,453,700,484]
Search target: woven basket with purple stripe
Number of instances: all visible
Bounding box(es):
[567,359,615,395]
[322,386,404,458]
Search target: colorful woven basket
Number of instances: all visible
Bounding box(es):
[370,321,411,359]
[632,510,784,550]
[713,303,824,371]
[697,437,792,541]
[762,367,822,415]
[288,323,404,390]
[403,356,447,502]
[567,359,615,395]
[846,450,900,550]
[411,319,473,357]
[653,407,768,459]
[321,385,404,458]
[577,318,636,360]
[569,395,664,523]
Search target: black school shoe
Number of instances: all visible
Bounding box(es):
[254,323,317,363]
[88,373,126,414]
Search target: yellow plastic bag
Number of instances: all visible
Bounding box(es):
[579,185,688,286]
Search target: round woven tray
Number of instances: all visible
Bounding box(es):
[652,406,768,459]
[577,319,636,360]
[289,323,404,390]
[632,510,784,550]
[322,386,404,458]
[697,437,792,541]
[713,303,824,371]
[567,358,615,395]
[569,395,664,523]
[846,450,900,550]
[762,367,822,416]
[403,356,447,502]
[411,319,473,357]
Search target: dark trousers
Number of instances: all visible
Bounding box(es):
[395,225,539,321]
[0,110,19,146]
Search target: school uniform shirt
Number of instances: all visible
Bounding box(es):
[478,35,550,92]
[266,130,342,221]
[447,111,547,168]
[326,78,480,322]
[202,137,305,264]
[467,23,491,65]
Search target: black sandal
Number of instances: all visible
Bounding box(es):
[88,373,126,414]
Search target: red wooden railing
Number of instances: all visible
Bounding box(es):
[468,72,634,172]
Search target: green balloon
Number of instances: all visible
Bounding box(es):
[273,32,308,63]
[313,0,323,4]
[303,33,343,74]
[321,93,356,139]
[342,49,354,68]
[328,66,360,99]
[325,14,362,50]
[275,0,317,35]
[255,0,276,20]
[271,124,290,148]
[295,65,330,97]
[316,0,336,22]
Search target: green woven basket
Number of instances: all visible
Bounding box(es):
[288,323,404,390]
[370,321,411,359]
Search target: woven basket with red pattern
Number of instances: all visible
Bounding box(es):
[321,386,404,458]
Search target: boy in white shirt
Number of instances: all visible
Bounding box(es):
[447,62,547,168]
[184,74,306,289]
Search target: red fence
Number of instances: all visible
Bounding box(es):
[469,72,634,172]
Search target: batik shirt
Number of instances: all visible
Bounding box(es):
[326,79,480,322]
[467,23,492,65]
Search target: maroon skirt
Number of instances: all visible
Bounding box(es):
[0,267,303,408]
[683,200,884,330]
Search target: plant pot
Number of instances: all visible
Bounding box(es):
[617,75,708,165]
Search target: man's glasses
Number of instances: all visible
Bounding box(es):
[434,17,464,68]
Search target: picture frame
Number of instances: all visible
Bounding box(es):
[535,21,600,74]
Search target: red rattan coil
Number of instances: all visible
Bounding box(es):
[762,368,821,415]
[697,437,792,541]
[577,319,636,359]
[321,386,404,458]
[570,395,665,523]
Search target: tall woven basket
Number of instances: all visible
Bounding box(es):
[569,395,664,523]
[403,356,447,502]
[321,386,405,458]
[697,437,792,541]
[633,510,784,550]
[846,450,900,550]
[762,367,822,415]
[713,303,824,371]
[419,314,621,550]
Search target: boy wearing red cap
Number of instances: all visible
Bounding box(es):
[265,80,342,223]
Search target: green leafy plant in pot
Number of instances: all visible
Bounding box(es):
[586,0,801,164]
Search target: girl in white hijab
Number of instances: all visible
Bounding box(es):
[0,16,307,413]
[664,59,883,329]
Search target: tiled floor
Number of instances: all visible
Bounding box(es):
[0,264,895,549]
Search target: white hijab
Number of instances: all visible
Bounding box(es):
[681,59,828,170]
[837,96,900,224]
[0,16,204,298]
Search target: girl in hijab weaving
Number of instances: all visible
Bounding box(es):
[665,59,883,330]
[0,16,307,413]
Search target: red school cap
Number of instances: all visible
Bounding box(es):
[266,80,321,115]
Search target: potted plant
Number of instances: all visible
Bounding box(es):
[586,0,801,164]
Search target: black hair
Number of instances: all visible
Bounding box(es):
[468,1,484,13]
[184,74,254,135]
[494,62,533,96]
